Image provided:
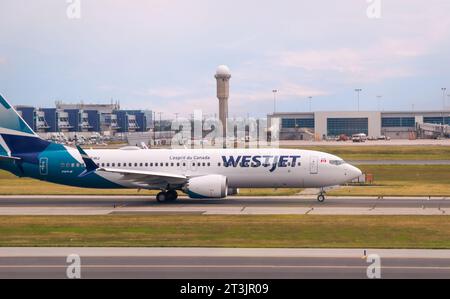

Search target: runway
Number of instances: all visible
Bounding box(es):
[1,248,449,279]
[0,195,448,215]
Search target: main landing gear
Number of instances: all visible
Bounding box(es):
[156,190,178,203]
[317,188,326,203]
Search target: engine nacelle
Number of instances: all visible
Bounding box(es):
[183,175,228,199]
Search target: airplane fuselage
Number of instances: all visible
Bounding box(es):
[3,146,361,191]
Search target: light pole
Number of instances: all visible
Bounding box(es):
[152,111,156,146]
[158,112,163,132]
[308,96,312,112]
[376,95,383,111]
[355,89,362,112]
[442,88,447,123]
[442,88,447,110]
[272,89,278,113]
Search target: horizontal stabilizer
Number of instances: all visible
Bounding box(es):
[0,155,21,161]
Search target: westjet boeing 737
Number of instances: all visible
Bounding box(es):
[0,94,362,202]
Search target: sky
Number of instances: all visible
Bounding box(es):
[1,0,450,118]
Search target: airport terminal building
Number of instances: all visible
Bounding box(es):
[15,103,150,135]
[268,110,450,140]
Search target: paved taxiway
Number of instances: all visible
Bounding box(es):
[1,248,449,279]
[0,195,448,215]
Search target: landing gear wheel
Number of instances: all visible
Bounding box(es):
[317,194,326,203]
[166,190,178,202]
[156,192,167,203]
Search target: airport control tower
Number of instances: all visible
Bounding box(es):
[215,65,231,138]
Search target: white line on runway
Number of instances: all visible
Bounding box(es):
[1,265,450,271]
[2,248,450,258]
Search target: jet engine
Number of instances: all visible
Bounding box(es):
[183,175,228,199]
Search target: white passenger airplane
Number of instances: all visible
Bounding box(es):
[0,94,362,203]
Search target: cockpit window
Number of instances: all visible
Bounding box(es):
[329,160,346,166]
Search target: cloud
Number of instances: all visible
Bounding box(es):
[278,48,363,73]
[129,95,218,117]
[0,57,5,64]
[134,87,192,99]
[274,39,424,84]
[233,83,328,104]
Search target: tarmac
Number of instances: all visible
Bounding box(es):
[0,195,448,215]
[1,248,449,279]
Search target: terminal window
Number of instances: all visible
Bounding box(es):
[424,117,450,126]
[327,118,368,136]
[382,117,415,128]
[282,118,315,129]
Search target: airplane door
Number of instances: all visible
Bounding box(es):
[39,158,48,176]
[310,156,318,174]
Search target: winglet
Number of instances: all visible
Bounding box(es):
[76,145,98,177]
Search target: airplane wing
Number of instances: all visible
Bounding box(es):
[97,167,188,186]
[75,146,188,188]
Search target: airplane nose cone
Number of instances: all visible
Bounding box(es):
[349,165,363,179]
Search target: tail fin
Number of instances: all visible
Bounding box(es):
[0,94,37,137]
[0,94,50,161]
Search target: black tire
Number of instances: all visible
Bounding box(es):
[156,192,167,203]
[166,190,178,201]
[317,194,326,203]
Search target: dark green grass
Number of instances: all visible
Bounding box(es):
[1,215,450,248]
